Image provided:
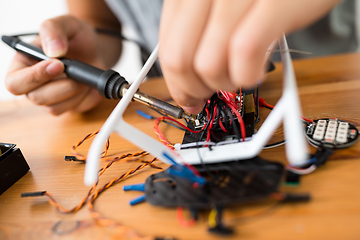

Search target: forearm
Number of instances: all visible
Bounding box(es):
[95,33,122,69]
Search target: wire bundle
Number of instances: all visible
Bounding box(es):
[154,90,246,147]
[22,130,163,239]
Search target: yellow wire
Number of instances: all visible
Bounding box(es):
[208,208,217,228]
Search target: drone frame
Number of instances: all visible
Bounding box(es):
[84,34,308,186]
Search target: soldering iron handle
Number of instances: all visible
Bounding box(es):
[2,35,191,119]
[61,59,103,90]
[2,35,49,61]
[2,35,128,100]
[61,59,128,99]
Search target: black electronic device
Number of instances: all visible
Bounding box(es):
[0,143,29,195]
[145,157,284,209]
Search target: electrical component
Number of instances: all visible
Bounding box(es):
[144,156,284,209]
[305,118,359,148]
[85,34,308,186]
[208,206,234,235]
[181,91,251,145]
[0,143,29,195]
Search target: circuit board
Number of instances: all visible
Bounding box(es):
[305,118,359,149]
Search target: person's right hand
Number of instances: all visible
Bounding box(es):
[158,0,341,114]
[5,15,117,115]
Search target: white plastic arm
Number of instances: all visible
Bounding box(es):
[84,44,184,186]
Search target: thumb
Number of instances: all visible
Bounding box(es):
[40,18,68,58]
[39,15,84,58]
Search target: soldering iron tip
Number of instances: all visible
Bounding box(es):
[183,114,195,121]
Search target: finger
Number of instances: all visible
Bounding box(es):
[44,86,89,115]
[159,0,214,113]
[72,89,103,113]
[229,0,340,88]
[26,78,86,106]
[194,0,253,91]
[229,2,284,89]
[5,57,64,95]
[45,88,102,115]
[39,15,85,58]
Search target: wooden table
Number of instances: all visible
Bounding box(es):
[0,53,359,240]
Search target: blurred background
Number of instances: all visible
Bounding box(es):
[0,0,141,102]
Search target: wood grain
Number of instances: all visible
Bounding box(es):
[0,52,360,240]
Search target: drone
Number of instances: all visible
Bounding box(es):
[85,34,308,183]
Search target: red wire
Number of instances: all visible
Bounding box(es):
[263,102,274,109]
[218,91,246,141]
[153,116,202,177]
[259,97,313,123]
[219,90,233,103]
[153,117,173,148]
[183,163,201,177]
[177,206,196,228]
[258,97,271,109]
[205,104,210,122]
[218,118,228,132]
[155,116,204,134]
[301,117,313,123]
[206,105,217,142]
[225,101,246,141]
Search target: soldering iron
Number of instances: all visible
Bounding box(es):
[1,35,193,120]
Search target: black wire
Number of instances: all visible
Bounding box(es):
[183,116,190,126]
[225,104,241,141]
[95,28,148,51]
[311,147,334,167]
[197,102,208,120]
[217,100,231,132]
[196,142,214,178]
[211,100,221,130]
[10,29,145,51]
[163,120,187,131]
[138,108,187,131]
[11,32,39,37]
[95,28,123,38]
[263,105,274,110]
[199,104,214,141]
[227,201,281,224]
[302,119,311,124]
[264,140,286,148]
[255,86,260,124]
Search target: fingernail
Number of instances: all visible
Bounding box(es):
[182,106,202,114]
[45,39,66,57]
[46,60,63,75]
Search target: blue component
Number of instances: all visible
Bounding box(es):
[123,183,145,192]
[130,194,146,206]
[166,165,206,185]
[162,152,206,185]
[162,152,178,165]
[136,110,155,120]
[308,156,317,164]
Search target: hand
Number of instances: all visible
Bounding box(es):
[159,0,340,114]
[5,15,119,115]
